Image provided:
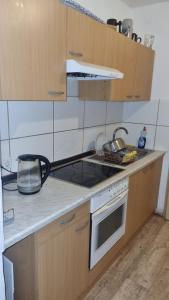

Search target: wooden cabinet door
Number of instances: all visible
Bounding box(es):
[67,216,90,300]
[133,45,155,101]
[0,0,66,100]
[67,7,94,63]
[80,33,138,101]
[91,21,107,66]
[67,7,107,66]
[126,158,162,241]
[105,35,137,101]
[36,214,89,300]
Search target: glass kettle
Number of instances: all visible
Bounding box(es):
[17,154,51,195]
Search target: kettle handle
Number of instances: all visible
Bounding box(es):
[36,155,51,185]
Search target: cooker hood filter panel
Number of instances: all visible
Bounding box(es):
[66,59,124,80]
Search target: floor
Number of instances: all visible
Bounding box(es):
[84,215,169,300]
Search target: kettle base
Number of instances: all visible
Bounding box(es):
[17,185,41,195]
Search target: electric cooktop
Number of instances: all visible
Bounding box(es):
[50,160,123,188]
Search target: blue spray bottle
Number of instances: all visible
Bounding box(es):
[138,126,147,149]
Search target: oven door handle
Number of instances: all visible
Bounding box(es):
[92,190,128,218]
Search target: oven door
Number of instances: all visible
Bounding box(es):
[90,190,128,269]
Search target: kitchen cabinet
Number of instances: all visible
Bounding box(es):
[87,158,163,289]
[5,202,90,300]
[133,45,155,100]
[67,7,106,66]
[4,158,163,300]
[125,157,162,241]
[67,7,93,63]
[79,34,155,102]
[105,35,137,101]
[0,0,66,101]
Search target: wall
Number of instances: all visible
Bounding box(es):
[133,2,169,100]
[0,82,123,174]
[75,0,132,21]
[1,0,169,216]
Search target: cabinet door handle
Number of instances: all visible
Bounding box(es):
[48,91,64,96]
[60,213,76,225]
[126,95,133,98]
[135,95,140,98]
[69,50,83,57]
[75,221,89,233]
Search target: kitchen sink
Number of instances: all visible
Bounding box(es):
[89,146,154,166]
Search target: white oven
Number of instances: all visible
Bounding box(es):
[90,178,128,269]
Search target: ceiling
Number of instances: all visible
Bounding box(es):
[122,0,169,7]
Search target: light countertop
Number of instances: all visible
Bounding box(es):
[3,150,164,250]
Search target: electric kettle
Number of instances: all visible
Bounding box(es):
[17,154,51,195]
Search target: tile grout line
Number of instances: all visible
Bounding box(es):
[0,122,121,143]
[6,101,12,170]
[82,100,86,152]
[153,99,160,150]
[53,101,55,162]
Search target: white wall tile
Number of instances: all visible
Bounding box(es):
[54,97,84,132]
[83,126,106,152]
[154,127,169,216]
[67,79,79,97]
[0,140,11,175]
[54,130,83,161]
[155,126,169,150]
[123,100,159,125]
[156,152,169,215]
[10,134,53,171]
[105,123,122,142]
[106,102,123,124]
[0,101,9,140]
[120,122,156,149]
[158,100,169,126]
[84,101,107,127]
[8,101,53,138]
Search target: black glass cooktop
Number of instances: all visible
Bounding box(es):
[50,160,123,188]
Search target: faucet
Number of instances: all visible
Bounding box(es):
[95,132,105,155]
[112,127,128,141]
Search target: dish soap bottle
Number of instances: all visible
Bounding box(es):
[138,126,147,149]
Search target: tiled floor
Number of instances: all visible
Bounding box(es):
[84,216,169,300]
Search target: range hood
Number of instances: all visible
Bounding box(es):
[66,59,124,80]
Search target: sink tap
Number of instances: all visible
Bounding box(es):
[112,127,128,141]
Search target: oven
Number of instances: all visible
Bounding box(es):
[90,178,128,269]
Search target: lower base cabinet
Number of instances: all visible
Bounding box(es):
[5,202,90,300]
[125,157,163,241]
[5,158,163,300]
[86,157,163,289]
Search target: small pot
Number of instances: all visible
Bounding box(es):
[111,138,126,152]
[103,138,126,153]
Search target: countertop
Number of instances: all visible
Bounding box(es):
[3,150,164,250]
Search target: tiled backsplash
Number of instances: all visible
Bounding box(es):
[1,81,169,214]
[0,81,123,172]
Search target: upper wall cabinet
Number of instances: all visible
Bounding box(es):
[105,34,138,101]
[133,45,155,100]
[79,31,155,102]
[67,7,106,66]
[0,0,67,100]
[67,8,93,63]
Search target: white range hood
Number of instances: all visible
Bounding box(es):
[66,59,124,80]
